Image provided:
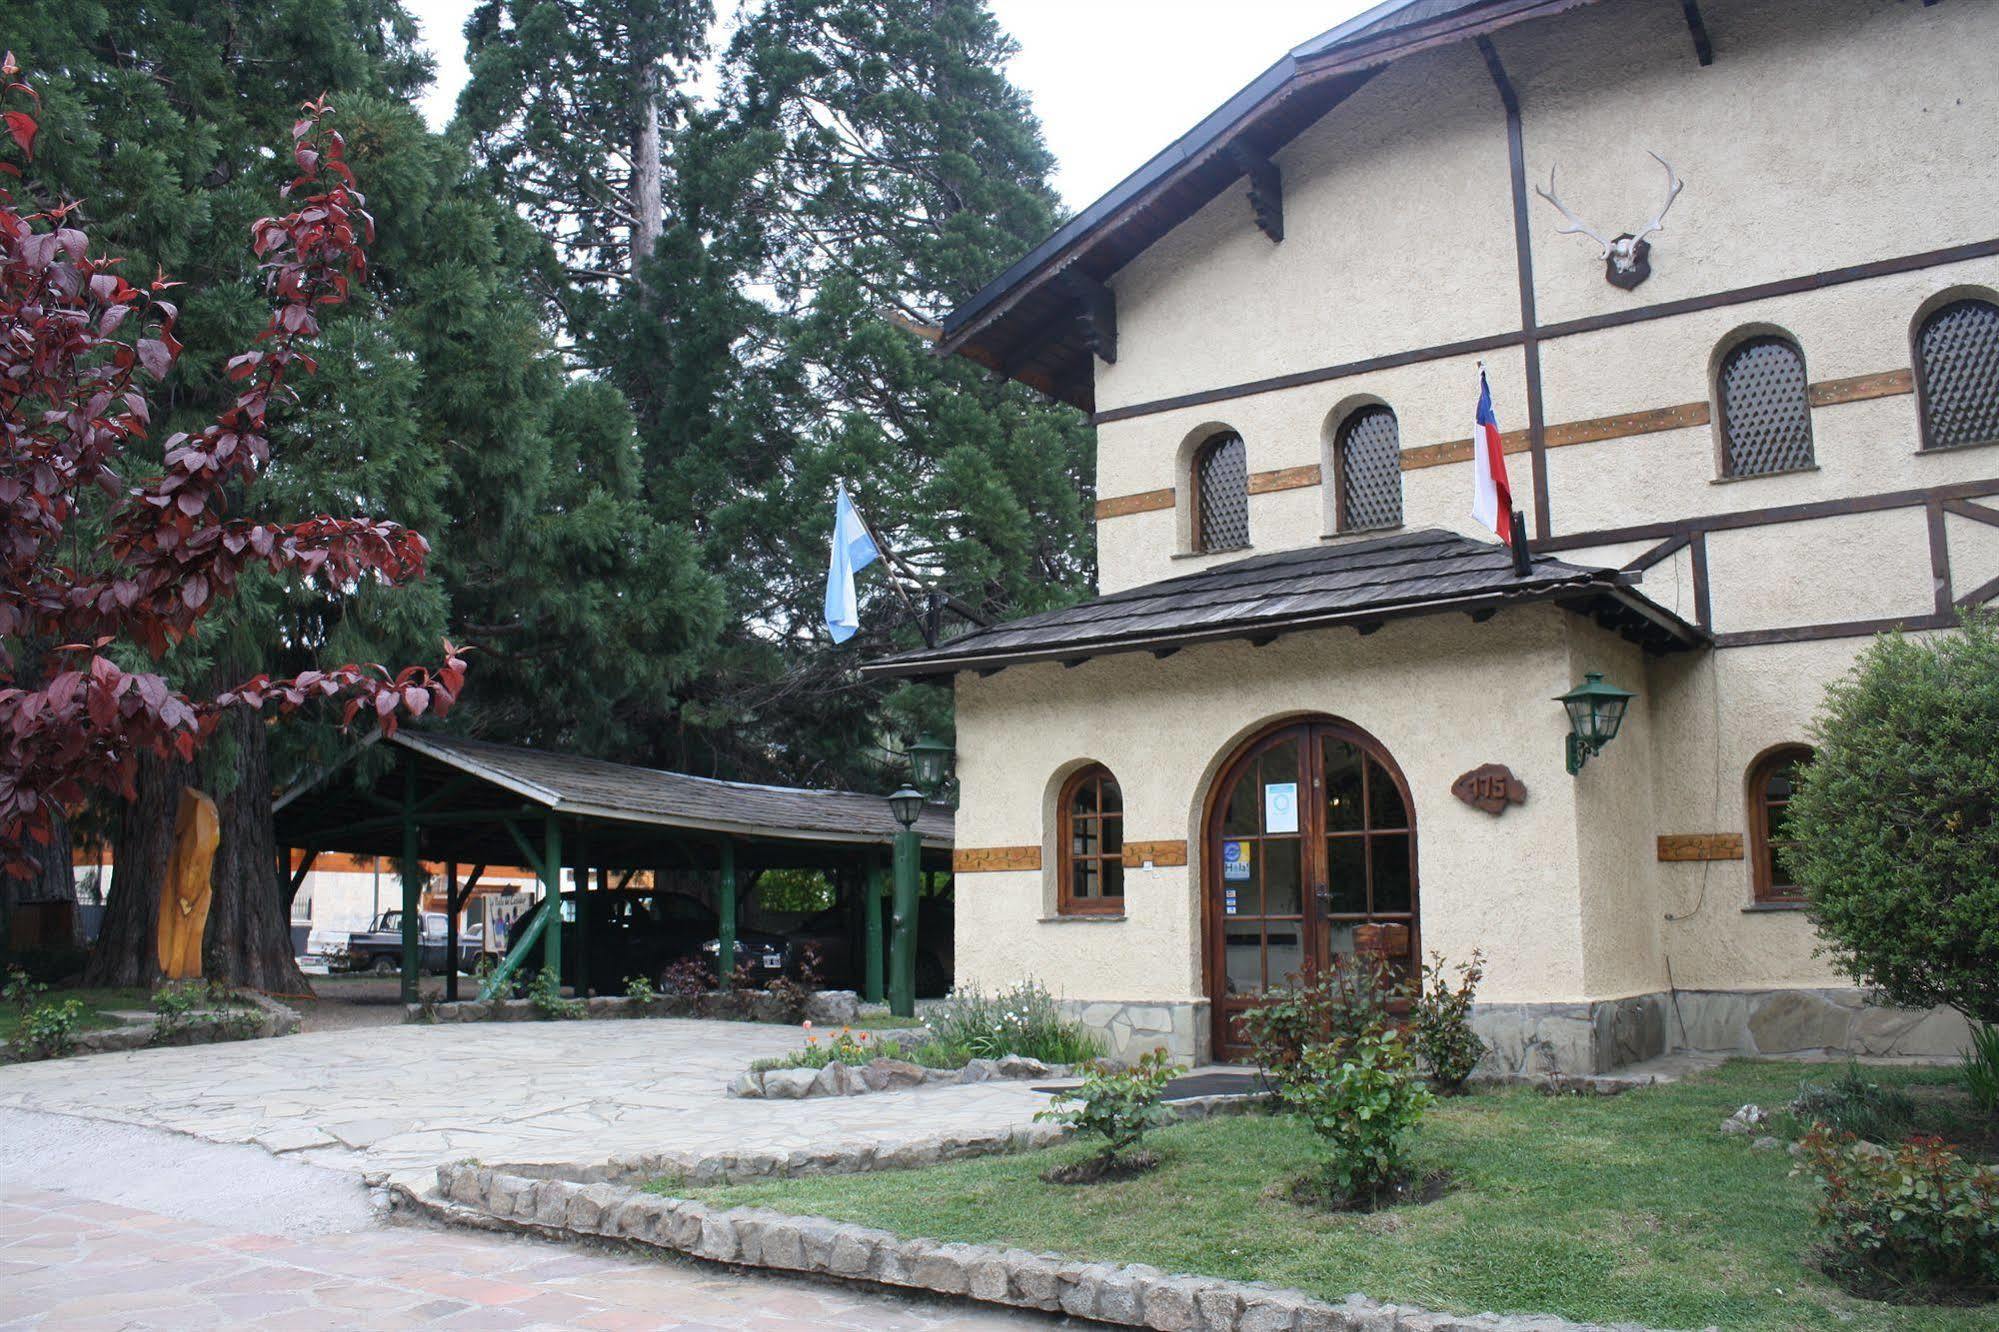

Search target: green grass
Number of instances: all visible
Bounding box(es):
[0,987,151,1043]
[664,1061,1996,1332]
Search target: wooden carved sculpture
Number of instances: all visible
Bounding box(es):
[156,787,219,980]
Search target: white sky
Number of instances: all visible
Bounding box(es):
[405,0,1374,210]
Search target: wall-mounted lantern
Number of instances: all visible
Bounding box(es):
[1556,671,1635,775]
[905,734,955,798]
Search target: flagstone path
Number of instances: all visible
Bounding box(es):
[0,1018,1064,1191]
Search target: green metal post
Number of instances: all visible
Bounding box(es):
[890,828,919,1017]
[863,856,886,1004]
[541,812,562,983]
[398,753,420,1004]
[571,837,590,998]
[717,839,737,991]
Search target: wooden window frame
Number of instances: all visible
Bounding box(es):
[1333,404,1404,534]
[1058,765,1125,916]
[1189,431,1249,554]
[1912,296,1999,453]
[1716,334,1815,479]
[1747,744,1812,906]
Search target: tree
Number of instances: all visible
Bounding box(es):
[1783,615,1999,1025]
[0,65,462,902]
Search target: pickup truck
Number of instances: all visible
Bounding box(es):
[336,911,481,976]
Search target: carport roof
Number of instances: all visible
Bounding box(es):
[273,731,952,870]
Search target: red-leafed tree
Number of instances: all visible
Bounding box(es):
[0,57,463,982]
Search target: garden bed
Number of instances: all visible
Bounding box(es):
[733,1051,1076,1099]
[410,988,867,1027]
[674,1060,1997,1332]
[1,986,298,1063]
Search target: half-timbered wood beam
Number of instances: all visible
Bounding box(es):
[1228,143,1284,242]
[1680,0,1714,66]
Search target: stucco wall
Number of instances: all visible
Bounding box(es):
[953,608,1614,1009]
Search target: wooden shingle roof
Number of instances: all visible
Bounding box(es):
[864,528,1702,681]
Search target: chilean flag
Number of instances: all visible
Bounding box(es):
[1471,369,1515,544]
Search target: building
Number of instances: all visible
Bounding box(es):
[866,0,1997,1072]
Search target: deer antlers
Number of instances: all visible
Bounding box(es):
[1534,152,1683,274]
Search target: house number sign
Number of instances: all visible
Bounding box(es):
[1451,763,1527,816]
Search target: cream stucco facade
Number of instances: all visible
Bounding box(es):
[922,0,1995,1071]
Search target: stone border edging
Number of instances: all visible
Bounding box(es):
[1,986,299,1064]
[421,1163,1696,1332]
[732,1052,1076,1100]
[410,989,866,1027]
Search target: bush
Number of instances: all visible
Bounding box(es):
[753,1027,894,1072]
[1240,956,1396,1091]
[1284,1028,1434,1204]
[1782,615,1999,1024]
[1796,1125,1999,1302]
[930,979,1101,1064]
[4,965,45,1013]
[624,975,656,1002]
[1411,950,1486,1094]
[20,997,87,1058]
[763,946,822,1024]
[1036,1048,1179,1168]
[526,968,584,1020]
[1790,1062,1918,1143]
[1963,1023,1999,1116]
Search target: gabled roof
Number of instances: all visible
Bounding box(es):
[864,528,1702,681]
[941,0,1602,409]
[273,731,953,865]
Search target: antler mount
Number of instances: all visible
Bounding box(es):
[1534,152,1683,290]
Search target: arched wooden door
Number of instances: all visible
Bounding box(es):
[1204,718,1418,1062]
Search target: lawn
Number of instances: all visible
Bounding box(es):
[0,987,151,1043]
[667,1061,1995,1332]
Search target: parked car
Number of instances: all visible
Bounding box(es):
[507,890,792,990]
[334,910,481,976]
[782,894,954,997]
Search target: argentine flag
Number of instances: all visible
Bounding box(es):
[824,482,881,644]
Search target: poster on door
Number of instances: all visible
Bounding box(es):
[1222,839,1252,885]
[1263,782,1299,834]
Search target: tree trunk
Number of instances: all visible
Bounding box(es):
[84,747,189,986]
[1,810,77,952]
[203,704,308,993]
[632,68,663,272]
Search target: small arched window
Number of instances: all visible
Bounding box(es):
[1059,765,1124,915]
[1914,298,1999,451]
[1747,744,1812,906]
[1334,405,1403,532]
[1191,431,1250,553]
[1717,335,1814,477]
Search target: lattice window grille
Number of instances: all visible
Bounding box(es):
[1917,299,1999,451]
[1195,433,1250,552]
[1718,336,1814,477]
[1338,407,1403,531]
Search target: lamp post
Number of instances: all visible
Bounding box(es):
[1556,671,1636,775]
[887,784,926,1017]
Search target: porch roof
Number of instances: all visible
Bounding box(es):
[863,528,1704,682]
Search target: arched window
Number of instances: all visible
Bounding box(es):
[1717,335,1814,477]
[1191,431,1250,553]
[1059,765,1124,915]
[1914,297,1999,451]
[1334,405,1403,532]
[1747,745,1812,905]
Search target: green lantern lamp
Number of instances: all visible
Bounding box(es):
[1556,671,1635,775]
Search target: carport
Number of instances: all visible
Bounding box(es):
[272,731,953,1010]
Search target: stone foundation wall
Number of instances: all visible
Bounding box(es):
[1472,988,1970,1076]
[1058,999,1207,1064]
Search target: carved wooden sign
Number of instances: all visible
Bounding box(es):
[1452,764,1527,815]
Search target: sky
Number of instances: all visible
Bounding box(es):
[405,0,1375,211]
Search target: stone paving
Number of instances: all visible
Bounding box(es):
[0,1018,1067,1190]
[0,1184,1039,1330]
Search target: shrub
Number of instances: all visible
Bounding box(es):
[526,968,584,1020]
[623,975,656,1003]
[659,957,709,1002]
[1284,1028,1434,1204]
[1240,956,1396,1091]
[763,946,822,1024]
[1036,1048,1179,1167]
[1411,950,1486,1094]
[1795,1125,1999,1301]
[4,965,45,1013]
[151,980,233,1041]
[753,1028,897,1072]
[930,979,1101,1064]
[21,998,87,1058]
[1962,1023,1999,1116]
[1790,1062,1918,1143]
[1782,615,1999,1025]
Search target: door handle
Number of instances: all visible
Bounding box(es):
[1313,884,1330,908]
